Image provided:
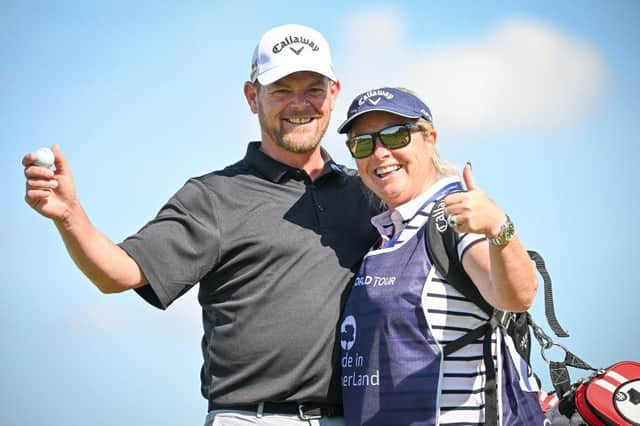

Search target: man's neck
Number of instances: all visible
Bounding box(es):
[260,141,327,181]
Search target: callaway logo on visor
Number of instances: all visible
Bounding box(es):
[357,89,394,107]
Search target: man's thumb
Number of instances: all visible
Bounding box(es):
[463,162,477,190]
[51,144,67,172]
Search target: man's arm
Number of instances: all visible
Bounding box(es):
[23,145,146,293]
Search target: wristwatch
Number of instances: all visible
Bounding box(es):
[488,215,515,246]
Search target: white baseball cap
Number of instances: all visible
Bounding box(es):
[250,24,337,85]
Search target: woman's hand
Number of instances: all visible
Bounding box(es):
[443,163,506,238]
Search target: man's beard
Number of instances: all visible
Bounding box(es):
[259,114,327,154]
[276,126,326,153]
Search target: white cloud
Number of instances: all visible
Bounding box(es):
[333,10,608,140]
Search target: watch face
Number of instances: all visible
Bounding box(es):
[490,215,514,246]
[504,219,515,237]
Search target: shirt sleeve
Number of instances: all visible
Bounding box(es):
[457,232,486,263]
[119,178,221,309]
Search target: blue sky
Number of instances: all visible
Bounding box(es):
[2,1,639,425]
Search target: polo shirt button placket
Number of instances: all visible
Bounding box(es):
[310,186,325,213]
[306,182,323,213]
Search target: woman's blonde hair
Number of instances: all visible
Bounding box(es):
[394,87,460,178]
[416,117,460,178]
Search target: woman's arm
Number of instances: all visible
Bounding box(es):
[444,164,537,312]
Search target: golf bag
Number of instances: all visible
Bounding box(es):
[540,343,640,425]
[426,194,640,426]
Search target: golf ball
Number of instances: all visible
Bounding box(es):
[34,147,55,168]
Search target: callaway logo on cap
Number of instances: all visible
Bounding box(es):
[337,87,433,134]
[250,24,337,85]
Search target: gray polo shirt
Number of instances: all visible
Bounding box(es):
[119,142,380,407]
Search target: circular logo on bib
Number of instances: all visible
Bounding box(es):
[340,315,357,351]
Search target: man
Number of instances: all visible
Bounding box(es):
[22,24,379,425]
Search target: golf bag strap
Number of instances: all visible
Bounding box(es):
[443,322,489,357]
[550,360,573,397]
[527,250,569,338]
[483,322,499,426]
[443,318,500,426]
[425,195,493,316]
[425,195,502,426]
[550,351,594,391]
[564,351,594,371]
[549,355,595,418]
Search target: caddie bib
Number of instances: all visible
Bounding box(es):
[340,184,462,426]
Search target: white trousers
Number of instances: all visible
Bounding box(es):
[204,409,345,426]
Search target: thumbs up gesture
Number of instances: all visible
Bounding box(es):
[443,163,506,239]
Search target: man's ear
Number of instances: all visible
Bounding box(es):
[330,80,341,110]
[244,81,258,114]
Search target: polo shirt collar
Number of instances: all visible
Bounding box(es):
[244,141,343,183]
[370,175,463,239]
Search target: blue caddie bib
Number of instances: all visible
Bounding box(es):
[340,179,547,426]
[340,184,462,426]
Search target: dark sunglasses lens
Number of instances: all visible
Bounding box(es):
[380,126,411,149]
[347,136,375,159]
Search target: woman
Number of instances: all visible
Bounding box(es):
[337,87,545,425]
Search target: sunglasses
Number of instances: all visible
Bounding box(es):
[345,124,426,159]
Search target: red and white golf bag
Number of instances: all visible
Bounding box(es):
[532,321,640,425]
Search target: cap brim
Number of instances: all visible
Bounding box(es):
[255,63,337,85]
[337,108,422,134]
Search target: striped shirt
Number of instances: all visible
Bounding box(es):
[370,176,491,425]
